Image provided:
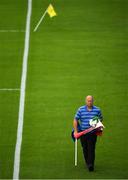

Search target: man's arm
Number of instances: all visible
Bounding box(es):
[73,107,81,133]
[73,119,78,133]
[98,109,103,121]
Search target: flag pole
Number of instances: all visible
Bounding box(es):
[33,8,47,32]
[75,138,77,166]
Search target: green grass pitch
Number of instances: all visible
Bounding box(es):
[0,0,128,179]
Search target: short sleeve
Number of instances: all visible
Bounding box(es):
[74,108,81,120]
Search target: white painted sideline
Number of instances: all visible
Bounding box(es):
[13,0,32,179]
[0,88,20,91]
[0,30,24,33]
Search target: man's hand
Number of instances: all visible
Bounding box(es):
[74,132,78,139]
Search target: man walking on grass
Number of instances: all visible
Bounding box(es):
[73,95,103,171]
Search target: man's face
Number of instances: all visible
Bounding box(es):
[86,96,93,108]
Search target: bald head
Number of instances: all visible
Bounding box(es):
[85,95,94,108]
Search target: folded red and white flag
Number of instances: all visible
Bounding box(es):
[74,121,105,139]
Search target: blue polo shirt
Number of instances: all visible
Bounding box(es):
[74,105,103,130]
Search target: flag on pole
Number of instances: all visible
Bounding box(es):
[47,4,57,18]
[33,4,57,32]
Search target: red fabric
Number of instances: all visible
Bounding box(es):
[95,131,103,136]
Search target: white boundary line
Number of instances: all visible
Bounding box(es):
[0,30,25,33]
[13,0,32,179]
[0,88,20,91]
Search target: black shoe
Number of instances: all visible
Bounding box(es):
[88,166,94,172]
